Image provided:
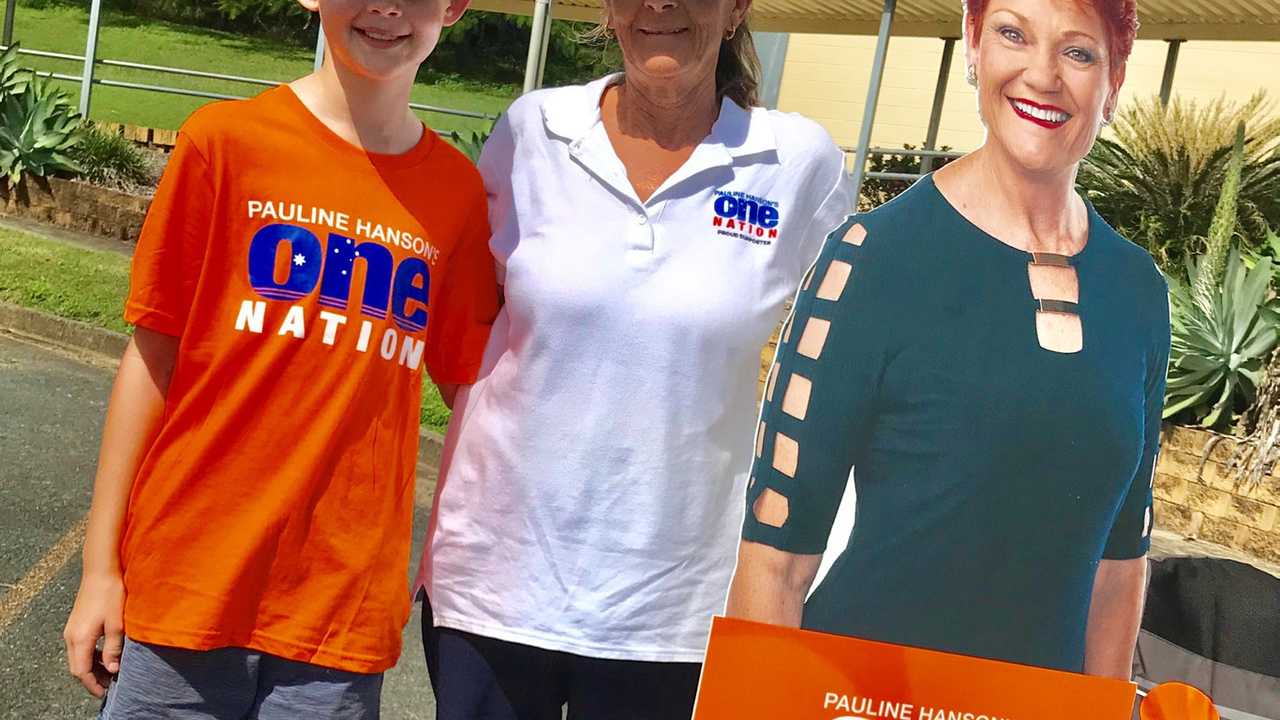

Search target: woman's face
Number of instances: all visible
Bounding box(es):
[607,0,747,91]
[968,0,1123,176]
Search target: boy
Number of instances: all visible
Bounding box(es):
[62,0,497,716]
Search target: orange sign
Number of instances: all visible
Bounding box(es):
[1140,683,1221,720]
[694,617,1137,720]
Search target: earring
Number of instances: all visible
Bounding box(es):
[725,25,737,40]
[1101,108,1114,126]
[965,64,977,87]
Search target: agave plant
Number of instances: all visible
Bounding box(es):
[446,118,498,164]
[0,44,29,97]
[1165,249,1279,430]
[1192,123,1246,315]
[0,71,84,187]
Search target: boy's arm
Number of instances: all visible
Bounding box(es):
[437,383,459,409]
[63,327,178,698]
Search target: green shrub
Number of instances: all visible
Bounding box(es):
[1079,92,1280,273]
[858,143,955,211]
[0,69,83,186]
[69,123,154,192]
[23,0,314,41]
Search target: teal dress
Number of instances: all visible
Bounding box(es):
[742,174,1170,672]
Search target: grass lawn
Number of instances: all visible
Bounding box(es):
[11,1,515,137]
[0,226,131,333]
[0,226,452,430]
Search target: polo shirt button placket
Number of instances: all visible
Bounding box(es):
[628,208,654,255]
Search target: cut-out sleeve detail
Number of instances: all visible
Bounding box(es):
[816,261,852,302]
[743,215,891,554]
[842,223,867,246]
[1103,289,1170,559]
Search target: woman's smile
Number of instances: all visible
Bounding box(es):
[636,25,690,37]
[1009,97,1072,129]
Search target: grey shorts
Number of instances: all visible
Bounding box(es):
[99,638,383,719]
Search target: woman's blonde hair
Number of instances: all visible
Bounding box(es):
[584,14,762,108]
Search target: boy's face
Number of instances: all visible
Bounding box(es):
[299,0,469,81]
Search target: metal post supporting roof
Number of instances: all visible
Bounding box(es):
[1159,39,1183,106]
[78,0,102,117]
[313,26,326,72]
[850,0,896,199]
[523,0,553,93]
[921,36,956,174]
[536,3,553,87]
[3,0,16,46]
[756,32,792,110]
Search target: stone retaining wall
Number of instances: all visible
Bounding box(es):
[97,122,179,151]
[1153,425,1280,563]
[0,176,150,244]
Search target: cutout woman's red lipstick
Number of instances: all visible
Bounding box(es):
[1009,97,1072,129]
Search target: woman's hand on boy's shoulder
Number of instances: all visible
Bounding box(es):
[63,571,125,698]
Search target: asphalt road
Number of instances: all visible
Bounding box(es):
[0,332,439,719]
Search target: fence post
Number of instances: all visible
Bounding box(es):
[3,0,16,46]
[79,0,103,117]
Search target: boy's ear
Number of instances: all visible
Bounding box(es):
[442,0,473,27]
[296,0,320,12]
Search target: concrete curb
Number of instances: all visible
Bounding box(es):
[0,302,129,359]
[0,301,447,466]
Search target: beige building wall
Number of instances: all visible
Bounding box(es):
[778,35,1280,153]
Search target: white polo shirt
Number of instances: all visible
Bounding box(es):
[415,74,853,662]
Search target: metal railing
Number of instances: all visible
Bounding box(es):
[1,12,497,122]
[846,146,966,183]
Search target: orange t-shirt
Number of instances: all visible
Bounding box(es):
[120,86,499,673]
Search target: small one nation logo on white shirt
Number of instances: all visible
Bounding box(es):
[712,190,781,245]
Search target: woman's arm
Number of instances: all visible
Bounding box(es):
[1084,273,1167,679]
[1083,557,1148,679]
[733,215,888,630]
[63,327,178,697]
[726,541,822,626]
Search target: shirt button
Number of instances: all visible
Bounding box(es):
[637,215,648,225]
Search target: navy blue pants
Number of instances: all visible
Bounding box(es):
[420,599,701,720]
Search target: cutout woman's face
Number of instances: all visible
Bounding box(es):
[968,0,1124,176]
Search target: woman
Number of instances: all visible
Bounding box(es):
[728,0,1165,679]
[413,0,852,715]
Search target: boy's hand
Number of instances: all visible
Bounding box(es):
[63,572,125,698]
